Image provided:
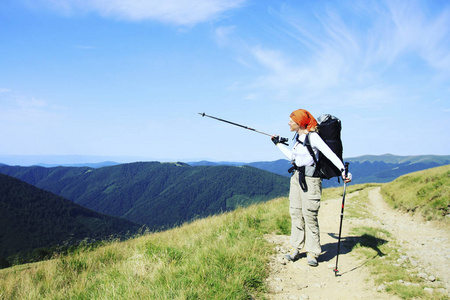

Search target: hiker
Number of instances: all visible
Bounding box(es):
[271,109,352,267]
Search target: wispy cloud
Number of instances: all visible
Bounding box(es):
[235,1,450,108]
[250,46,310,89]
[36,0,246,26]
[361,1,450,74]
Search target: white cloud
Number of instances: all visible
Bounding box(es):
[374,1,450,73]
[236,1,450,108]
[38,0,246,26]
[249,44,343,93]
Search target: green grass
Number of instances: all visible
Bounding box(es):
[0,197,291,300]
[381,164,449,222]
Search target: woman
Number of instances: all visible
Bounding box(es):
[271,109,352,267]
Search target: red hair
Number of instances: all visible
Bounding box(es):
[290,109,318,131]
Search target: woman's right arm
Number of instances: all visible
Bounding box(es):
[276,143,293,160]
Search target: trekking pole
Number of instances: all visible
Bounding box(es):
[198,112,288,145]
[334,162,350,276]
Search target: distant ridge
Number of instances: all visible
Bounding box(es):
[187,160,245,167]
[346,153,450,164]
[0,155,147,167]
[189,154,450,187]
[35,161,120,168]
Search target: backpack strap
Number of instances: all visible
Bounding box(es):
[304,133,318,166]
[305,133,321,178]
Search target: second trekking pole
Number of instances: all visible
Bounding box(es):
[334,162,349,276]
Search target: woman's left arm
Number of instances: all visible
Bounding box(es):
[310,133,352,182]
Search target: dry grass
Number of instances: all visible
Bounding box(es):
[0,198,290,300]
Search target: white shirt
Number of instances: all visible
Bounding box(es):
[276,132,345,171]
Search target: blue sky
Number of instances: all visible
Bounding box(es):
[1,0,449,164]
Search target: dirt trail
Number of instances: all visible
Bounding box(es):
[264,187,449,300]
[367,187,450,289]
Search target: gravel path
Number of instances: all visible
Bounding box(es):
[264,187,449,299]
[367,187,450,291]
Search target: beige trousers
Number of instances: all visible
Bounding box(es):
[288,172,322,257]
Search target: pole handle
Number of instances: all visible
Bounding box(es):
[280,137,289,146]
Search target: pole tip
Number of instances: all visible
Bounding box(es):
[198,112,206,117]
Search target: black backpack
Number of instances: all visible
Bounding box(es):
[304,114,343,180]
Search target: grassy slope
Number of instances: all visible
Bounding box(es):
[0,196,290,299]
[1,166,448,299]
[380,164,449,221]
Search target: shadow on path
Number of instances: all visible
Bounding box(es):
[318,233,388,274]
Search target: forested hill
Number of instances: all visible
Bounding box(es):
[0,162,289,229]
[0,174,141,260]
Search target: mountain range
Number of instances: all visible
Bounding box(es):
[1,154,448,267]
[3,153,448,188]
[0,162,290,228]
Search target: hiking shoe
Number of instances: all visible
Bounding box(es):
[285,249,301,262]
[307,253,318,267]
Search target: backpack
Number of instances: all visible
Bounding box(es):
[304,114,343,180]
